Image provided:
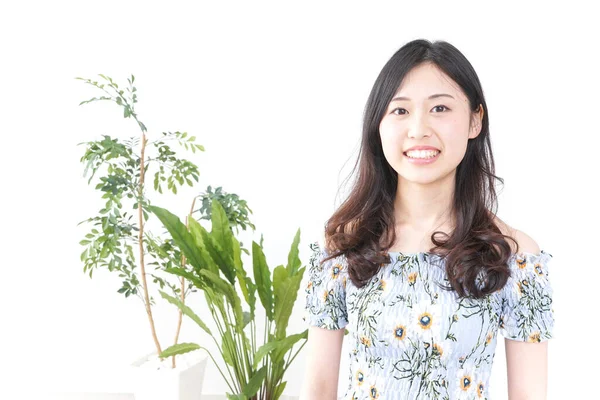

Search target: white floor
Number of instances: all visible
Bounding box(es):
[43,395,296,400]
[44,395,228,400]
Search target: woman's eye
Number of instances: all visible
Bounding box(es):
[432,105,449,112]
[391,105,449,115]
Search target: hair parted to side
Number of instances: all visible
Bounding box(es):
[321,39,520,299]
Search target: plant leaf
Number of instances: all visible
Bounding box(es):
[242,365,267,398]
[273,381,288,400]
[159,290,212,335]
[221,329,236,367]
[147,205,205,272]
[187,217,220,276]
[286,228,302,275]
[192,216,236,284]
[252,241,274,320]
[159,342,200,358]
[210,200,234,269]
[252,341,279,370]
[273,265,305,340]
[270,330,308,363]
[226,393,246,400]
[232,235,257,322]
[199,269,244,332]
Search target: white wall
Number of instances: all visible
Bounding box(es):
[1,1,597,399]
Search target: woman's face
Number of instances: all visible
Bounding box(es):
[379,62,482,184]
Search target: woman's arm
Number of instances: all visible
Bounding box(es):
[504,228,550,399]
[299,326,345,400]
[505,339,548,399]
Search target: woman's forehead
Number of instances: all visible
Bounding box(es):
[395,63,464,100]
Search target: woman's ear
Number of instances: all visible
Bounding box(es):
[469,104,484,139]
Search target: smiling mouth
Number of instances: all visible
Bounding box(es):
[403,150,441,159]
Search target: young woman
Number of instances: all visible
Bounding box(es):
[301,39,555,400]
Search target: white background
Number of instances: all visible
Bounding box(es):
[1,1,598,399]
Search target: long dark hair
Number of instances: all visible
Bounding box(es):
[322,39,519,299]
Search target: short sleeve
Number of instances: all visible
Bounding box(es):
[302,240,349,330]
[498,250,555,342]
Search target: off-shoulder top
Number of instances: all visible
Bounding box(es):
[303,241,555,400]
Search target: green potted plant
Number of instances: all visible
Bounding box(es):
[76,73,255,400]
[148,199,309,400]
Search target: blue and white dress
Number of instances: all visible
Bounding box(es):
[303,240,555,400]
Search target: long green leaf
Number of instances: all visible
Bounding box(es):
[159,342,200,358]
[252,241,273,320]
[286,228,302,275]
[221,329,235,367]
[242,366,267,398]
[210,199,234,264]
[164,266,205,289]
[187,218,220,276]
[273,381,287,400]
[199,269,244,332]
[273,265,305,340]
[159,290,212,335]
[195,217,236,284]
[271,331,308,363]
[233,237,257,320]
[147,205,204,271]
[252,341,279,370]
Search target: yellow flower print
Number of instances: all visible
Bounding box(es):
[454,361,476,399]
[411,300,440,335]
[453,314,459,322]
[323,288,334,302]
[355,369,365,386]
[433,343,444,357]
[516,256,527,269]
[485,332,493,345]
[330,263,342,279]
[408,272,418,286]
[458,373,472,391]
[419,312,433,329]
[342,276,347,288]
[477,381,485,398]
[360,335,372,347]
[534,263,544,276]
[393,324,407,341]
[528,331,542,343]
[369,385,379,399]
[517,279,530,296]
[410,299,441,341]
[379,279,386,291]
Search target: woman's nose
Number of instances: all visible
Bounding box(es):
[407,114,430,139]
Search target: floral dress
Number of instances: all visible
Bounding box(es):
[302,240,555,400]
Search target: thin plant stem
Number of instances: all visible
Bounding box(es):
[208,297,240,393]
[171,196,196,368]
[137,132,162,356]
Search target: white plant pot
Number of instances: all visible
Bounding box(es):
[130,349,209,400]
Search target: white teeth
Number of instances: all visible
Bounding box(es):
[405,150,440,159]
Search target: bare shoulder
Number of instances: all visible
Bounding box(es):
[493,216,541,255]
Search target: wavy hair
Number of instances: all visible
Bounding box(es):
[322,39,519,299]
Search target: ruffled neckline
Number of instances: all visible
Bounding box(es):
[385,249,553,263]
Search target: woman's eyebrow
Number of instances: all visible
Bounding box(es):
[391,93,455,102]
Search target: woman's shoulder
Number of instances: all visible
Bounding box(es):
[493,216,541,256]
